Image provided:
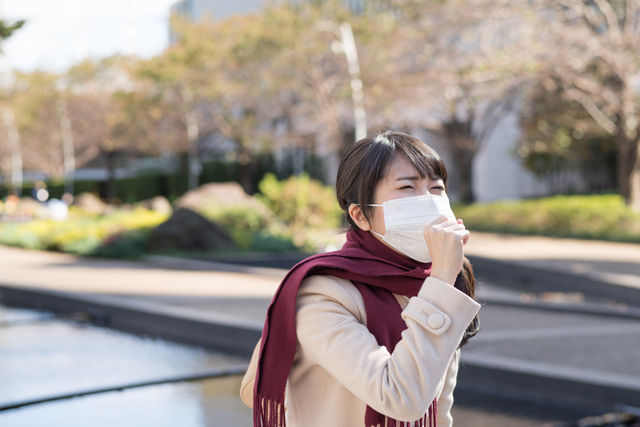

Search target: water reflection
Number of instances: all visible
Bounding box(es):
[0,305,251,426]
[0,377,252,427]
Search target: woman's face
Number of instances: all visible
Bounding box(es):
[368,154,446,237]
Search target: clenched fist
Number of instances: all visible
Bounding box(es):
[422,215,470,286]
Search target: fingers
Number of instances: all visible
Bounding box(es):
[459,229,470,245]
[440,224,469,245]
[428,215,465,228]
[424,217,466,234]
[457,218,469,244]
[435,218,466,232]
[428,214,450,226]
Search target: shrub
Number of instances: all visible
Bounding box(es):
[454,194,640,242]
[93,229,151,259]
[257,173,342,231]
[225,228,298,252]
[197,203,297,251]
[199,204,273,233]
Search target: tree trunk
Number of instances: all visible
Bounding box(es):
[452,147,475,204]
[185,109,200,190]
[181,87,200,191]
[341,128,355,156]
[444,119,476,204]
[628,145,640,212]
[238,158,257,195]
[105,150,117,203]
[2,107,22,196]
[56,100,76,195]
[615,132,640,209]
[179,151,189,195]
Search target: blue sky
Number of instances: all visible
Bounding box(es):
[1,0,179,72]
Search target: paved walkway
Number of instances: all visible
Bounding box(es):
[1,231,640,410]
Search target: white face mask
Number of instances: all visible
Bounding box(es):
[369,194,456,263]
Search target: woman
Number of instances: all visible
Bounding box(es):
[241,131,481,427]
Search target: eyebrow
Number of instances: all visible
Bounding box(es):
[395,175,421,181]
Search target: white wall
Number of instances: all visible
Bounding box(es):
[473,110,549,202]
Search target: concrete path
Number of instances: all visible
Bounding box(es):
[1,231,640,411]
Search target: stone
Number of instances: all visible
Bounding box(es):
[16,196,43,216]
[136,195,173,214]
[73,192,107,215]
[147,208,236,252]
[174,182,270,216]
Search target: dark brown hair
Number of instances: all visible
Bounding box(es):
[335,130,479,347]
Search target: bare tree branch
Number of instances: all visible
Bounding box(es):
[624,0,639,37]
[555,67,620,106]
[592,0,623,43]
[557,0,602,32]
[564,87,619,134]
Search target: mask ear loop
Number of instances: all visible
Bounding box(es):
[370,230,384,238]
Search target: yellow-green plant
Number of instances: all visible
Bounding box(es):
[0,208,169,256]
[257,173,343,232]
[199,204,273,233]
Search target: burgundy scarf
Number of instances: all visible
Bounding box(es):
[254,228,437,427]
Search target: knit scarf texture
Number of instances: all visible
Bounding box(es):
[253,227,438,427]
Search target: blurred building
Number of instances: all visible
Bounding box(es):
[170,0,262,22]
[170,0,368,22]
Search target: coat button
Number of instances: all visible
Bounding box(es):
[427,313,445,329]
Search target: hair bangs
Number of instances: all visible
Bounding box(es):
[380,132,448,188]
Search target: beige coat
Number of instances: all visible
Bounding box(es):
[241,275,481,427]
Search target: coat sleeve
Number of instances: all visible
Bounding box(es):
[239,338,261,408]
[436,349,461,427]
[295,275,480,422]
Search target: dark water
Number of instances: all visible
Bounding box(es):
[0,305,611,427]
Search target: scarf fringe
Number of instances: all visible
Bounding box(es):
[253,397,286,427]
[367,399,437,427]
[253,397,435,427]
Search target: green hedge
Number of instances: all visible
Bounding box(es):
[454,194,640,243]
[0,174,186,203]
